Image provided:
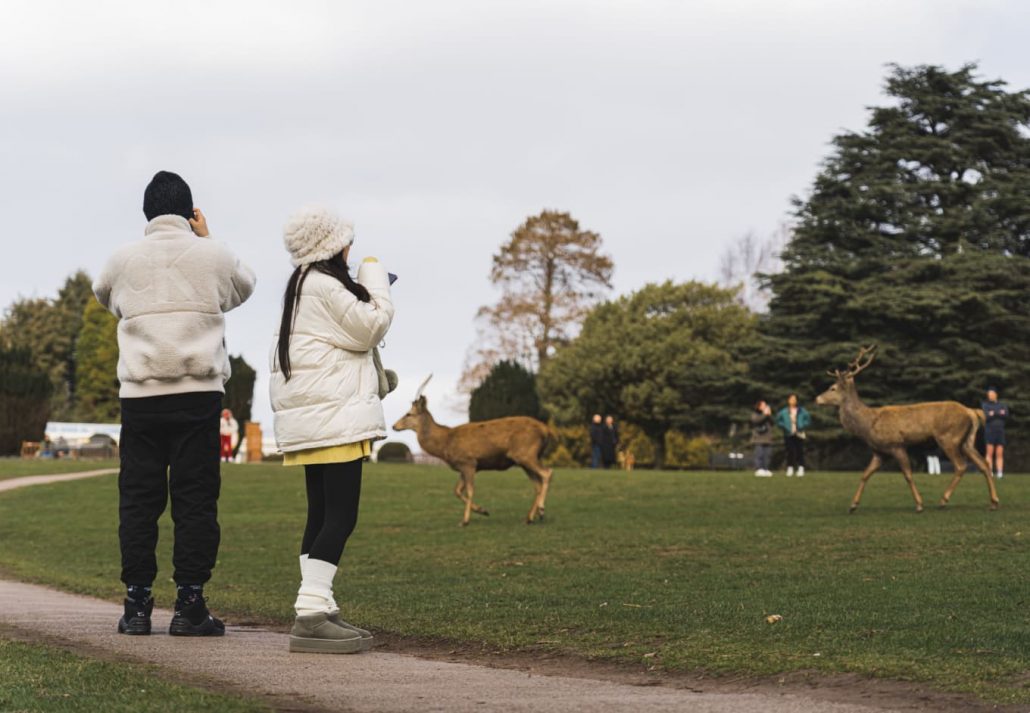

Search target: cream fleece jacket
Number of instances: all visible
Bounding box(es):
[93,215,257,398]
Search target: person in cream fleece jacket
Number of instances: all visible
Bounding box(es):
[93,171,256,638]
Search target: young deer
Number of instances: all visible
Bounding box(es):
[815,345,998,514]
[392,375,555,526]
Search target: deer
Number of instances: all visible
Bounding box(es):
[392,375,556,527]
[815,345,999,514]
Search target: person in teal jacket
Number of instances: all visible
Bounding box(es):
[776,393,811,476]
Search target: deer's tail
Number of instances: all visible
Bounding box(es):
[539,426,559,461]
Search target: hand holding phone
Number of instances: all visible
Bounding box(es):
[189,208,210,237]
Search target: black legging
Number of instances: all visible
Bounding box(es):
[301,460,363,566]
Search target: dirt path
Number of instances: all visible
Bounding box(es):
[0,579,898,713]
[0,470,968,713]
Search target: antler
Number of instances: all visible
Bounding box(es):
[413,373,433,401]
[846,344,878,377]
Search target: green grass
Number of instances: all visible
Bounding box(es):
[0,457,117,480]
[0,462,1027,703]
[0,637,267,712]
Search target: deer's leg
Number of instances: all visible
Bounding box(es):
[522,467,544,524]
[963,441,999,510]
[453,476,489,516]
[459,468,478,527]
[850,453,882,513]
[938,443,966,507]
[891,448,923,513]
[536,467,553,520]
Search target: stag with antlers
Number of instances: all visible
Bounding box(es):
[815,345,999,514]
[392,375,556,526]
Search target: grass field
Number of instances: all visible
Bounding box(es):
[0,637,266,712]
[0,462,1026,703]
[0,457,117,480]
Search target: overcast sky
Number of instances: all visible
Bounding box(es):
[3,0,1028,447]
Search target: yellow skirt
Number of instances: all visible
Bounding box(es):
[282,440,372,467]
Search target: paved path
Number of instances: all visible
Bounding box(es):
[0,470,900,712]
[0,468,117,492]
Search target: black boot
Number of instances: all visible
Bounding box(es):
[118,597,153,635]
[169,595,225,637]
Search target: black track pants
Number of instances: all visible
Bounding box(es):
[784,435,806,469]
[118,392,222,586]
[301,460,363,566]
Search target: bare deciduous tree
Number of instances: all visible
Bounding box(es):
[718,224,790,312]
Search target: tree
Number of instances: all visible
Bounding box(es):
[54,271,95,416]
[756,63,1030,469]
[224,355,256,455]
[0,271,94,419]
[0,348,53,455]
[74,298,120,422]
[783,63,1030,271]
[717,225,789,312]
[462,210,613,390]
[539,281,757,466]
[468,360,543,422]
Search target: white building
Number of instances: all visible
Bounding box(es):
[45,422,122,447]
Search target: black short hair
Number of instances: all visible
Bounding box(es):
[143,171,193,221]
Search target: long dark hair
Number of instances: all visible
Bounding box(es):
[277,251,371,381]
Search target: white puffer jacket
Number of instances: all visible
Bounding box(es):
[269,260,394,452]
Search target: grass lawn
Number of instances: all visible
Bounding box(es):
[0,637,267,712]
[0,457,117,481]
[0,462,1027,703]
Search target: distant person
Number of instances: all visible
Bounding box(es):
[776,393,811,477]
[750,400,773,477]
[219,409,239,463]
[93,171,256,638]
[982,387,1009,479]
[270,205,394,654]
[601,415,619,469]
[926,450,942,475]
[588,414,604,469]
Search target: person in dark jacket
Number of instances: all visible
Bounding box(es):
[750,400,774,477]
[982,387,1009,479]
[601,415,619,468]
[588,414,605,469]
[776,393,812,477]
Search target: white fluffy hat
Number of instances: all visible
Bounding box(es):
[283,206,355,267]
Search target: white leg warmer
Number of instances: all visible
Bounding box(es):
[294,557,341,616]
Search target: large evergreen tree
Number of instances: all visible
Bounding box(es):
[0,348,53,455]
[757,64,1030,468]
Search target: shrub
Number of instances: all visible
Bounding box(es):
[664,431,713,470]
[620,422,656,468]
[551,423,591,467]
[377,441,413,463]
[544,443,579,468]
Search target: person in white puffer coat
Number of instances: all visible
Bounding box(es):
[269,205,394,655]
